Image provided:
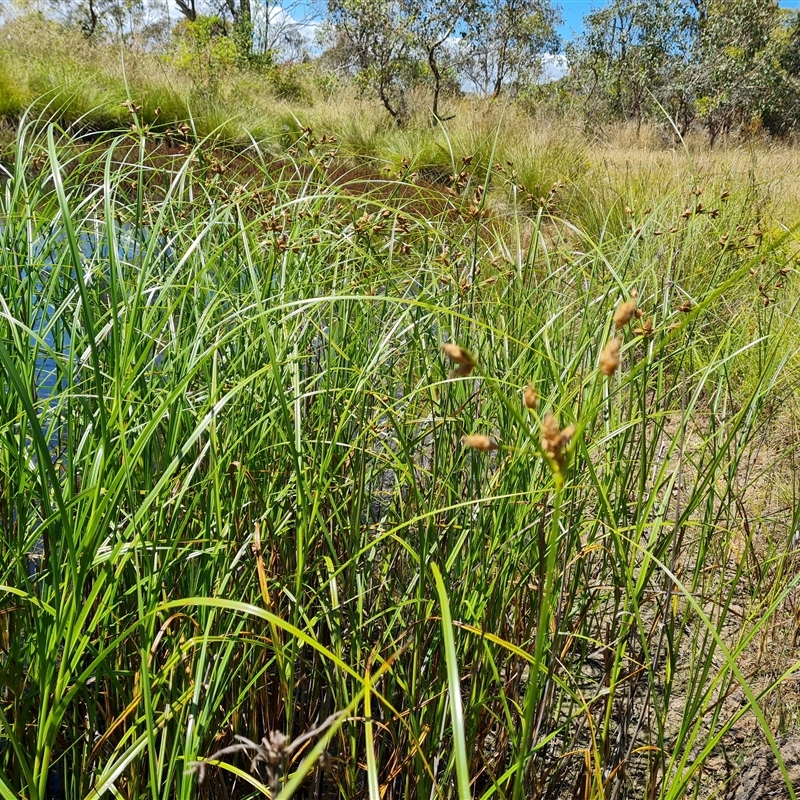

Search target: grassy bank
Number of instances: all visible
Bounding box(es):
[1,110,800,800]
[5,9,800,229]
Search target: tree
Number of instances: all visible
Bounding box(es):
[693,0,800,143]
[459,0,560,98]
[52,0,156,40]
[250,3,315,60]
[327,0,417,123]
[171,0,313,63]
[570,0,800,142]
[406,0,463,120]
[569,0,695,134]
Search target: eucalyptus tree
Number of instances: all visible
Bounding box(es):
[50,0,163,40]
[327,0,561,122]
[327,0,418,123]
[459,0,561,98]
[693,0,800,142]
[568,0,695,134]
[407,0,465,120]
[570,0,800,141]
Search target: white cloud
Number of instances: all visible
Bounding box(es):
[539,53,568,83]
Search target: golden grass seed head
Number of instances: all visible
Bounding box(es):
[462,434,498,452]
[441,342,475,367]
[541,411,559,446]
[600,337,622,376]
[613,298,638,330]
[540,412,574,471]
[523,384,538,410]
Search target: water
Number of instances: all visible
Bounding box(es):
[1,221,160,585]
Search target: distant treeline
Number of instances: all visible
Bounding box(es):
[5,0,800,141]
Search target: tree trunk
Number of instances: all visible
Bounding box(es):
[428,44,443,121]
[85,0,99,36]
[378,84,404,126]
[174,0,197,22]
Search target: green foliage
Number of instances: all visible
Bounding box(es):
[459,0,561,98]
[570,0,800,142]
[569,0,695,133]
[695,0,800,142]
[0,116,799,800]
[327,0,560,123]
[0,62,27,120]
[267,61,313,101]
[169,15,238,91]
[327,0,417,123]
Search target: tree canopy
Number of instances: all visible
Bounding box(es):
[20,0,800,139]
[568,0,800,142]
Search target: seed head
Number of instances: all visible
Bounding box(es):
[613,298,638,330]
[442,342,476,378]
[540,412,575,471]
[462,434,498,452]
[441,342,475,366]
[523,384,538,410]
[600,337,622,376]
[449,363,474,378]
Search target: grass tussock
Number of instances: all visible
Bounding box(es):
[1,112,800,800]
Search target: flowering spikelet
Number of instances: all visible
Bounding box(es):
[449,363,474,378]
[600,337,622,376]
[613,298,638,330]
[462,434,498,452]
[540,412,575,471]
[632,318,654,337]
[523,384,538,410]
[441,342,476,378]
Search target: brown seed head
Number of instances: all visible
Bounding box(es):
[613,299,637,330]
[540,412,574,471]
[600,337,622,376]
[441,342,475,367]
[449,363,474,379]
[541,411,559,445]
[462,434,498,452]
[523,384,538,410]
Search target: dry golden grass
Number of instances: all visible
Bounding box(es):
[3,4,800,233]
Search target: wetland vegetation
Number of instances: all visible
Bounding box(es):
[3,1,800,798]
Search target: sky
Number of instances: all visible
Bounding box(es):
[557,0,800,42]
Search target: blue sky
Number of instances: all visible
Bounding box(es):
[557,0,800,42]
